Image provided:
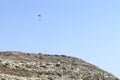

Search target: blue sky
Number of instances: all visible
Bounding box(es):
[0,0,120,78]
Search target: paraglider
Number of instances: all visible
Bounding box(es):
[38,14,42,17]
[38,14,42,21]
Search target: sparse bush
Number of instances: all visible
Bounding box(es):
[14,77,20,80]
[55,63,61,67]
[39,56,44,60]
[48,77,53,80]
[38,53,42,55]
[46,63,51,66]
[0,60,2,63]
[45,71,51,75]
[71,67,74,70]
[25,64,31,68]
[82,74,92,80]
[72,63,77,66]
[71,76,76,79]
[40,65,47,68]
[15,65,20,68]
[62,67,66,70]
[54,55,60,57]
[37,75,40,77]
[37,71,54,76]
[61,55,66,57]
[38,72,42,75]
[3,63,9,67]
[26,53,30,55]
[1,78,6,80]
[44,54,51,56]
[56,72,61,77]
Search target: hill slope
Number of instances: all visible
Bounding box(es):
[0,51,119,80]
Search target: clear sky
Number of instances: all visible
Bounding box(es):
[0,0,120,78]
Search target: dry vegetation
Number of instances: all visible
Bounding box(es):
[0,51,119,80]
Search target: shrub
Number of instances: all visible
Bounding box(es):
[0,60,2,63]
[48,77,53,80]
[55,63,61,67]
[56,72,61,77]
[1,78,6,80]
[61,55,66,57]
[39,56,44,60]
[40,65,47,68]
[25,64,31,68]
[27,53,30,55]
[15,66,20,68]
[54,55,60,57]
[3,63,9,67]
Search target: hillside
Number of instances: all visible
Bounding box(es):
[0,51,119,80]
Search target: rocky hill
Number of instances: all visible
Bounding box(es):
[0,51,119,80]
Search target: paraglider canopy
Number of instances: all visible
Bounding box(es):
[38,13,42,21]
[38,14,42,17]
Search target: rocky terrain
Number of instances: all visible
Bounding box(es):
[0,51,119,80]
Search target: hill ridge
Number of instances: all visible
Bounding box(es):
[0,51,119,80]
